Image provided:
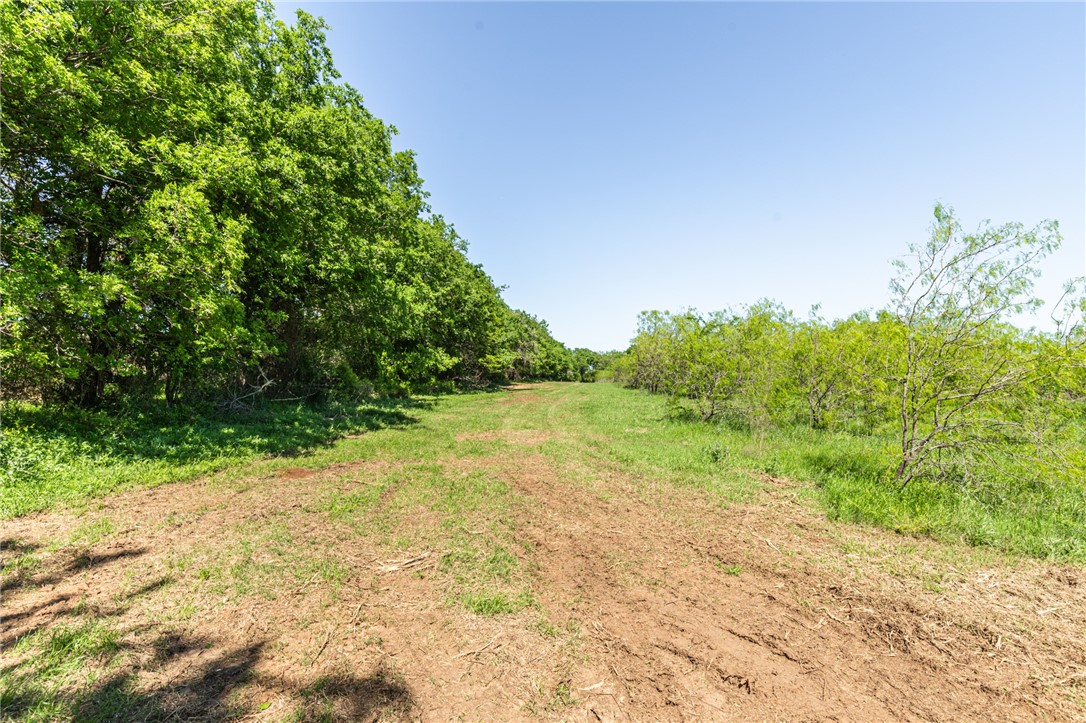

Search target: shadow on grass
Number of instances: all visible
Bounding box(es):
[1,529,415,719]
[2,629,416,722]
[295,668,414,721]
[801,448,887,483]
[1,543,154,649]
[3,397,434,467]
[1,540,149,597]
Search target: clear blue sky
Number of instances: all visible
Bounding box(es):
[274,1,1085,352]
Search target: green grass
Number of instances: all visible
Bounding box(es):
[554,383,1086,563]
[717,562,743,576]
[4,381,1082,722]
[0,397,429,518]
[4,382,1084,569]
[457,382,1084,564]
[459,590,535,616]
[0,620,137,722]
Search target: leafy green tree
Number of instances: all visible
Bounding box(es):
[2,2,575,406]
[791,310,900,432]
[625,311,676,393]
[623,303,797,429]
[888,204,1062,487]
[570,348,600,382]
[2,0,261,405]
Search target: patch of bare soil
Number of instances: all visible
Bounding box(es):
[495,458,1086,721]
[3,414,1084,720]
[455,430,556,446]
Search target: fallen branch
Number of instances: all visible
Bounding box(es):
[377,552,432,573]
[311,626,333,666]
[453,632,502,660]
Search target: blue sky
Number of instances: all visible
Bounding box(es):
[274,1,1085,351]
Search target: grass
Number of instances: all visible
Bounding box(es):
[0,397,428,518]
[459,590,535,616]
[482,382,1086,564]
[0,620,136,722]
[3,381,1083,720]
[4,382,1084,570]
[717,562,743,576]
[0,614,261,722]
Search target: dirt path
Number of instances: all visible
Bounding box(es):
[3,385,1084,721]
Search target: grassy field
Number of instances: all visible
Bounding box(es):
[5,382,1084,562]
[3,382,1085,720]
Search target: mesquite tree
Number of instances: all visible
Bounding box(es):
[889,204,1061,487]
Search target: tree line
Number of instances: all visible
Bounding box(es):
[612,205,1086,489]
[1,0,580,408]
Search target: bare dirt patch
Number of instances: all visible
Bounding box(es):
[456,430,555,446]
[278,467,315,480]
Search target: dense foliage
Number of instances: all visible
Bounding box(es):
[615,206,1086,491]
[1,0,575,407]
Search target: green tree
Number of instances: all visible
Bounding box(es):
[1,0,261,405]
[888,204,1062,487]
[791,310,900,432]
[570,348,600,382]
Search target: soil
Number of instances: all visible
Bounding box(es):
[3,385,1084,721]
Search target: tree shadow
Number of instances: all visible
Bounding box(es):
[1,545,154,649]
[65,548,147,573]
[2,545,148,597]
[0,594,74,628]
[4,396,435,469]
[1,538,39,554]
[3,628,416,722]
[4,535,415,719]
[293,667,414,722]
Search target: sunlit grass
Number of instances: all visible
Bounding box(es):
[560,383,1086,563]
[4,382,1084,566]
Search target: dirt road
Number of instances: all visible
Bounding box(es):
[3,384,1084,720]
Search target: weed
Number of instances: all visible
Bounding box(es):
[717,561,743,576]
[705,441,730,464]
[535,617,560,638]
[547,679,575,711]
[460,590,534,616]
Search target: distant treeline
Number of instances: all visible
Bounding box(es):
[612,206,1086,489]
[1,0,586,407]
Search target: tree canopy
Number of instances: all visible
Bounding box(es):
[1,0,576,406]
